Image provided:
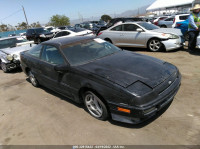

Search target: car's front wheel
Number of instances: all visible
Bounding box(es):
[83,91,109,120]
[28,71,39,87]
[1,62,9,73]
[148,39,163,52]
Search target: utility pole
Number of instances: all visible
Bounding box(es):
[22,5,29,28]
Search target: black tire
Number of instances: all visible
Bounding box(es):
[160,25,167,28]
[83,91,109,121]
[1,62,9,73]
[148,38,163,52]
[28,71,39,87]
[104,38,112,44]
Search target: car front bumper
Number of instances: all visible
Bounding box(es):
[4,60,20,71]
[161,37,183,51]
[108,71,181,124]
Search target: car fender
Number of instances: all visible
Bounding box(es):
[0,51,9,63]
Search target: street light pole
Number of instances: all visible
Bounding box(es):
[22,5,29,28]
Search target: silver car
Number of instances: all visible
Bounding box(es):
[97,22,183,52]
[0,36,35,72]
[158,17,174,28]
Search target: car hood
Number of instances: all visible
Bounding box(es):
[78,51,177,88]
[0,43,35,58]
[152,28,183,36]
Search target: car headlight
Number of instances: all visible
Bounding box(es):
[127,81,152,97]
[6,55,13,61]
[162,33,179,39]
[39,34,45,38]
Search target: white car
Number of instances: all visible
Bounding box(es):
[45,26,61,34]
[53,28,93,39]
[172,14,189,28]
[0,36,35,72]
[97,22,183,52]
[19,32,27,39]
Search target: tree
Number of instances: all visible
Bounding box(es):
[15,22,28,30]
[49,14,70,27]
[0,24,8,32]
[101,14,112,23]
[30,21,41,28]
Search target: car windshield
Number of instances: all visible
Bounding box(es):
[138,22,160,30]
[0,37,28,49]
[62,39,121,66]
[35,28,49,33]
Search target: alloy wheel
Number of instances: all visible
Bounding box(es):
[29,71,39,87]
[1,62,8,73]
[149,39,162,52]
[84,92,103,118]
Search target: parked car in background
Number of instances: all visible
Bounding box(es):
[0,36,34,72]
[97,22,183,52]
[57,26,73,30]
[172,14,189,28]
[153,16,169,26]
[44,26,61,34]
[158,17,174,28]
[53,28,93,39]
[20,36,181,124]
[19,32,27,39]
[9,34,17,37]
[175,19,189,41]
[96,17,149,35]
[26,27,54,44]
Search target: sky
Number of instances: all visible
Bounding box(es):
[0,0,155,26]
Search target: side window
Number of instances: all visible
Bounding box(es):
[41,45,65,65]
[179,15,189,20]
[123,24,139,31]
[165,18,173,21]
[54,32,63,38]
[62,31,70,36]
[111,25,122,31]
[28,44,43,58]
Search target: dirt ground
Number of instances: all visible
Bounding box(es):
[0,47,200,145]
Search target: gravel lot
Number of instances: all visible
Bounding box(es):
[0,47,200,145]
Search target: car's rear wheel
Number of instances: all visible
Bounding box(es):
[160,25,167,28]
[83,91,108,120]
[148,39,163,52]
[1,62,8,73]
[104,38,112,44]
[28,71,39,87]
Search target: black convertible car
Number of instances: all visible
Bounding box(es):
[20,36,181,124]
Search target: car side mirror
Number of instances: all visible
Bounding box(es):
[136,28,143,32]
[54,64,70,73]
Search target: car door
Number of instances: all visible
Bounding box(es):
[164,18,174,28]
[107,25,123,45]
[26,44,44,78]
[119,24,146,47]
[39,45,72,97]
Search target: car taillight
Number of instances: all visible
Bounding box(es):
[98,32,103,36]
[173,18,176,23]
[154,21,158,25]
[176,24,181,27]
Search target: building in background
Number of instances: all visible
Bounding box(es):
[146,0,200,16]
